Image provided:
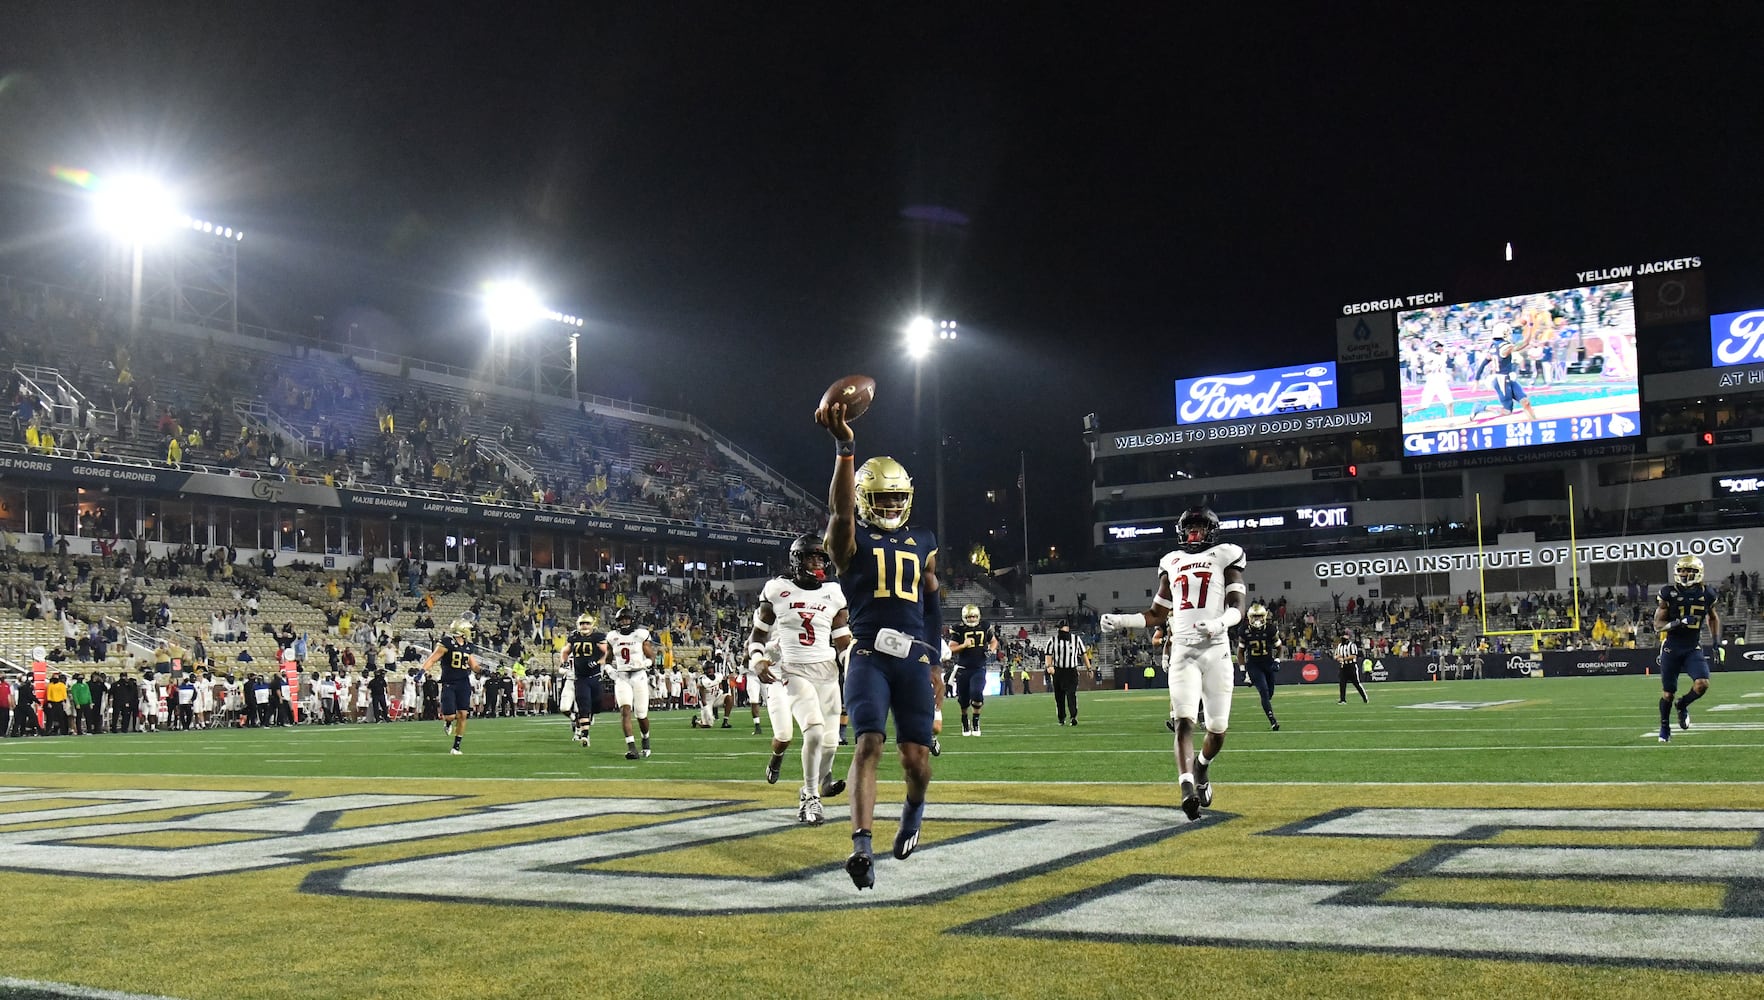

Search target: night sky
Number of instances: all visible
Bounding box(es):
[2,4,1762,565]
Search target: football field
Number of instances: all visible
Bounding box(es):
[2,674,1762,1000]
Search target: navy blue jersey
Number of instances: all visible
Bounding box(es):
[568,630,607,680]
[437,635,475,685]
[952,623,993,669]
[1659,583,1718,647]
[840,527,937,645]
[1242,623,1279,664]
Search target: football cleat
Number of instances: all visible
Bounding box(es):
[640,747,652,759]
[765,756,782,785]
[1658,723,1671,743]
[893,824,920,860]
[1270,720,1280,732]
[449,747,462,756]
[929,736,941,757]
[754,721,763,735]
[1194,759,1212,807]
[444,720,453,736]
[961,728,971,737]
[1179,778,1201,821]
[1678,706,1691,731]
[1165,717,1176,733]
[625,748,640,760]
[721,720,731,729]
[802,795,825,827]
[820,777,846,799]
[845,850,874,890]
[973,728,983,736]
[797,788,811,822]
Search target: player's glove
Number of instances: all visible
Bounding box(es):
[1101,613,1144,633]
[1195,618,1227,640]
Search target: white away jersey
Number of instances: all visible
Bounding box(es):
[759,577,847,665]
[605,627,653,673]
[1158,543,1247,645]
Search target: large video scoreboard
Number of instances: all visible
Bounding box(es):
[1336,255,1704,468]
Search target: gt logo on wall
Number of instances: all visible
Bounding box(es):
[964,807,1764,969]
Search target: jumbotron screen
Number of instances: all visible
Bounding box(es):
[1397,280,1640,457]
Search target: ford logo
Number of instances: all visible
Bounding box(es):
[1713,310,1764,366]
[1304,366,1328,378]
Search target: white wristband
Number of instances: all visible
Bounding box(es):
[1219,607,1241,629]
[1116,613,1147,629]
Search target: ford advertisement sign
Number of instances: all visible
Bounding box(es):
[1174,362,1337,425]
[1711,309,1764,367]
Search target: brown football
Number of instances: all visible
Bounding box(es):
[818,374,876,423]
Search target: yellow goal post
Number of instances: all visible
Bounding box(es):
[1476,483,1583,637]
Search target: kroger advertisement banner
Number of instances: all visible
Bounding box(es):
[1174,362,1338,425]
[1711,308,1764,368]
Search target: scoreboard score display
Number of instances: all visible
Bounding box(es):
[1395,280,1642,458]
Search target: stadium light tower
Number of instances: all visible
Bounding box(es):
[481,278,585,398]
[904,314,958,547]
[88,173,243,335]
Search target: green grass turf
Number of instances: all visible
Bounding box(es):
[2,673,1759,784]
[4,674,1764,1000]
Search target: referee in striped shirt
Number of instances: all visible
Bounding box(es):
[1334,633,1369,705]
[1045,620,1089,726]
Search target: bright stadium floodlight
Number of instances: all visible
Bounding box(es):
[905,315,935,359]
[938,318,958,341]
[92,175,181,244]
[483,280,544,332]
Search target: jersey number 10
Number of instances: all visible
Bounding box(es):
[871,549,922,603]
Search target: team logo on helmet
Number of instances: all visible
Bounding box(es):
[789,534,831,584]
[1178,507,1220,554]
[855,456,913,531]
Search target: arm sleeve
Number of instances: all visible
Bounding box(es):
[921,587,943,656]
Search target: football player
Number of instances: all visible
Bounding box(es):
[1470,328,1538,425]
[1654,555,1720,742]
[1238,604,1280,731]
[1405,339,1458,423]
[605,608,656,760]
[1102,507,1246,821]
[817,399,942,890]
[751,534,852,825]
[949,604,997,736]
[693,661,722,728]
[566,613,607,748]
[420,618,484,756]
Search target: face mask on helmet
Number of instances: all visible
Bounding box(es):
[961,605,981,626]
[855,458,914,531]
[1178,508,1219,552]
[1674,556,1703,586]
[789,536,830,583]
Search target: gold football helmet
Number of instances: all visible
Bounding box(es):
[856,456,913,531]
[575,613,595,631]
[1674,554,1704,586]
[1247,603,1269,627]
[449,618,473,642]
[961,604,981,626]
